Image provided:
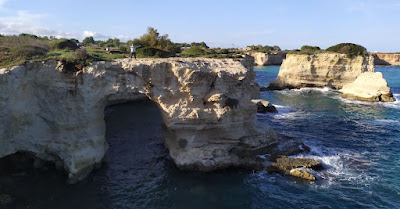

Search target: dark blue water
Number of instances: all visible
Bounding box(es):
[1,66,399,209]
[254,65,400,208]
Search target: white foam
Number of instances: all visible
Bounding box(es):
[293,144,376,186]
[336,95,400,110]
[294,87,333,93]
[273,112,309,120]
[273,104,290,108]
[374,119,400,124]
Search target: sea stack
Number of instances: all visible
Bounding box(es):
[268,53,375,90]
[340,72,396,102]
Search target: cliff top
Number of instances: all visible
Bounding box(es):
[0,57,254,75]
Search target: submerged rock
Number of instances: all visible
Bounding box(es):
[0,58,279,183]
[251,99,277,113]
[266,156,322,181]
[268,53,374,90]
[340,72,396,102]
[289,168,316,181]
[0,194,13,206]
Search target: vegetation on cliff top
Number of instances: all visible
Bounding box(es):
[288,45,322,55]
[247,45,281,54]
[0,27,246,68]
[288,43,367,57]
[326,43,367,58]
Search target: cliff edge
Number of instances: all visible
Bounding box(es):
[0,58,279,182]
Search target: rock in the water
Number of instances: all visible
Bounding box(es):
[0,58,279,183]
[268,53,375,90]
[340,72,396,102]
[0,194,13,205]
[290,168,316,181]
[251,99,277,113]
[266,156,322,180]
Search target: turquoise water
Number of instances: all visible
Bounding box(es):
[1,66,400,208]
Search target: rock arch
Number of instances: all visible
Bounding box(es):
[0,58,277,182]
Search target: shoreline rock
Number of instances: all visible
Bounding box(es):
[251,99,278,113]
[266,156,322,181]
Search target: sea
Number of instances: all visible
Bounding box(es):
[0,66,399,209]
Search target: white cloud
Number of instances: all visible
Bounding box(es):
[0,11,130,41]
[0,0,6,8]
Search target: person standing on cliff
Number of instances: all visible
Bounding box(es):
[130,44,140,59]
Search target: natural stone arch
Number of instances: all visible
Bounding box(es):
[0,58,278,183]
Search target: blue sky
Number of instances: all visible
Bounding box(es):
[1,0,400,52]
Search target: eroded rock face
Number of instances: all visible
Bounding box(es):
[0,58,278,182]
[372,53,400,66]
[268,53,375,90]
[248,52,286,66]
[340,72,396,102]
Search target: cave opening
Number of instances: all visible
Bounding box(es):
[0,99,174,208]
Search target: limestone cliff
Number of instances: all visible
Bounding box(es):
[340,72,395,102]
[372,53,400,66]
[0,58,278,182]
[248,52,286,66]
[268,53,375,90]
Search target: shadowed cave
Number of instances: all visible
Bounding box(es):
[0,99,175,208]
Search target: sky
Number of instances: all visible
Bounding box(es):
[1,0,400,52]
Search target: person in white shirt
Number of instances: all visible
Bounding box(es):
[130,44,140,59]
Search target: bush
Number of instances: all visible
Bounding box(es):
[82,36,95,46]
[181,46,206,57]
[298,45,321,55]
[11,45,49,58]
[73,49,88,60]
[119,45,127,53]
[51,39,79,50]
[137,47,174,58]
[326,43,367,58]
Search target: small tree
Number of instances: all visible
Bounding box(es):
[69,38,79,44]
[82,36,95,46]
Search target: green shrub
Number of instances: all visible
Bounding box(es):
[73,49,88,60]
[137,47,174,58]
[11,45,49,58]
[181,46,206,57]
[51,39,79,50]
[326,43,367,58]
[119,45,127,53]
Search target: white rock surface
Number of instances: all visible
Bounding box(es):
[248,52,286,66]
[269,53,375,89]
[0,58,278,182]
[340,72,395,102]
